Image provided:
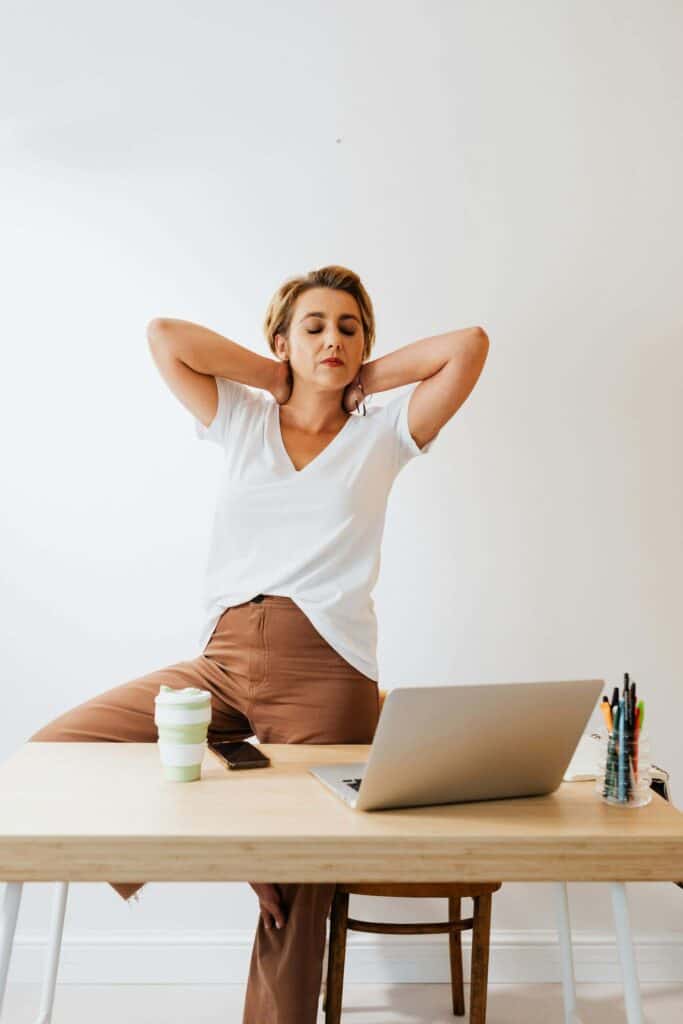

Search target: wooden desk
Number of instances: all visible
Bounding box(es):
[1,743,682,1023]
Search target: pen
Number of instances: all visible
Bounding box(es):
[603,703,619,799]
[635,699,645,784]
[634,703,641,780]
[624,693,632,800]
[617,698,626,801]
[628,753,637,796]
[611,703,622,799]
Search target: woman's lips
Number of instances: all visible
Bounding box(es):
[321,359,343,366]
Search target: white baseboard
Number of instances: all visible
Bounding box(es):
[7,929,683,985]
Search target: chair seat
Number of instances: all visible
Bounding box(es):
[337,881,502,899]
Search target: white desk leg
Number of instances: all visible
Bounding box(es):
[0,882,24,1018]
[553,882,583,1024]
[610,883,643,1024]
[32,882,69,1024]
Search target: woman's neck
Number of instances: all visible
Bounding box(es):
[279,388,348,434]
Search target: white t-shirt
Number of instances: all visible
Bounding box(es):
[194,378,440,680]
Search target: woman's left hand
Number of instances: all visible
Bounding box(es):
[342,374,366,414]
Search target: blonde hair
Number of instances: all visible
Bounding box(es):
[263,265,375,363]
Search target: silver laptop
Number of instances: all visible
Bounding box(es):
[309,679,603,811]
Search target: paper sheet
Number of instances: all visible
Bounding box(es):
[563,731,601,782]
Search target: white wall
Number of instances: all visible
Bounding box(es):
[2,0,682,982]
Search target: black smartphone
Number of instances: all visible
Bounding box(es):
[209,740,271,770]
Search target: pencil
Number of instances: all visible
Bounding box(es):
[600,697,613,732]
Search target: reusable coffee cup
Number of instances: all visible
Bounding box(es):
[154,685,212,782]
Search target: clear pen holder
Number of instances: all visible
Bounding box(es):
[595,725,652,807]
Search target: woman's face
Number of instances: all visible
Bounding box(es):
[275,287,365,392]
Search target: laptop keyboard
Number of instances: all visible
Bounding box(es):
[342,778,363,791]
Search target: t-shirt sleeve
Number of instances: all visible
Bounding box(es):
[382,382,440,472]
[194,376,252,447]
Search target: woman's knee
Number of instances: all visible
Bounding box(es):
[27,718,77,742]
[27,702,108,742]
[27,659,212,745]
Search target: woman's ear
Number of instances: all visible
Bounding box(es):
[274,332,289,361]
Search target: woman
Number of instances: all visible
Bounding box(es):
[28,265,489,1024]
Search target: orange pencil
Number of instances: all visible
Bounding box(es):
[600,697,613,732]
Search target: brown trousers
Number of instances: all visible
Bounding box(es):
[28,594,380,1024]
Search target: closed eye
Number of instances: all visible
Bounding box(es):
[307,328,355,336]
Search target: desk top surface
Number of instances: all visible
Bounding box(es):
[0,743,681,882]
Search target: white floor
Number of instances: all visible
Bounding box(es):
[3,982,683,1022]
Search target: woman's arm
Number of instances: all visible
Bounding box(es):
[356,326,490,449]
[147,318,282,396]
[358,326,485,395]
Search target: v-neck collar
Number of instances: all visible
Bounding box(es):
[271,401,355,477]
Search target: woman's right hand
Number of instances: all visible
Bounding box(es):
[248,881,287,930]
[269,359,293,406]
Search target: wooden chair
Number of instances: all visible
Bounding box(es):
[321,688,502,1023]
